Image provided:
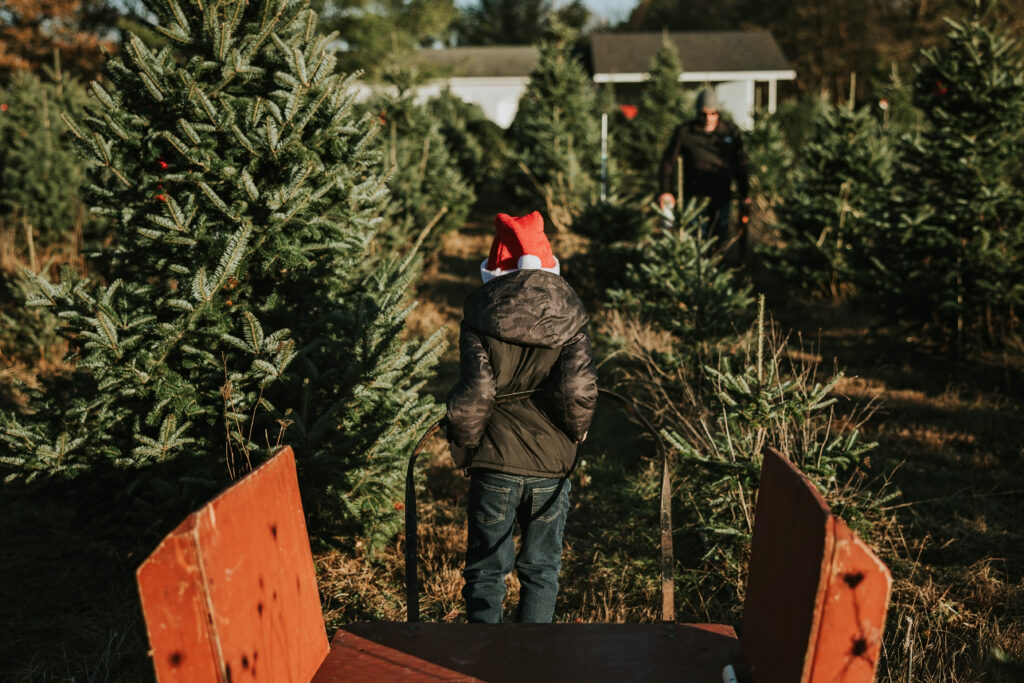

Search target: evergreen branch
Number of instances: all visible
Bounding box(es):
[230,125,257,155]
[89,81,117,110]
[197,181,239,221]
[126,36,166,98]
[101,113,130,140]
[240,170,259,200]
[177,118,201,145]
[293,47,309,86]
[138,72,167,102]
[243,312,264,352]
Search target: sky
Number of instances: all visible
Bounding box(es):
[453,1,638,25]
[580,0,636,23]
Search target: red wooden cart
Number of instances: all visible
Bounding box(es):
[137,443,891,682]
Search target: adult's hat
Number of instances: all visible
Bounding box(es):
[695,88,721,113]
[481,211,560,283]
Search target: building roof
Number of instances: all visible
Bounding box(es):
[414,46,538,78]
[591,31,793,77]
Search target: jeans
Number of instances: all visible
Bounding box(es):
[700,203,731,244]
[462,471,571,623]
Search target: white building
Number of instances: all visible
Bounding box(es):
[355,31,795,130]
[590,31,797,130]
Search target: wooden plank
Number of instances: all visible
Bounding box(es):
[137,517,221,682]
[808,519,893,683]
[740,447,835,683]
[313,623,742,682]
[136,447,329,682]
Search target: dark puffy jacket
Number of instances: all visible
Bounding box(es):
[659,118,750,207]
[445,269,598,477]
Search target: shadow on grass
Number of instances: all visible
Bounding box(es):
[0,460,230,682]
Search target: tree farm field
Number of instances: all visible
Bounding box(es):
[315,197,1024,682]
[0,189,1022,681]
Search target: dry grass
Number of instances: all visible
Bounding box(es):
[322,215,1024,681]
[2,199,1022,680]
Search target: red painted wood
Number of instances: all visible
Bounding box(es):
[740,448,891,683]
[136,447,329,682]
[808,519,893,683]
[137,517,220,682]
[313,623,742,682]
[136,443,891,683]
[741,447,835,683]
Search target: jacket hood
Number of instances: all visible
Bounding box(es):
[463,269,587,348]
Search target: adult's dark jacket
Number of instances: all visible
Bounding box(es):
[659,118,750,207]
[446,269,598,478]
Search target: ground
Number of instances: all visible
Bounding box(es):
[1,191,1021,681]
[317,190,1024,681]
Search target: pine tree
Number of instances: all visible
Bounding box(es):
[0,61,90,249]
[619,37,689,185]
[744,110,794,209]
[0,0,443,543]
[882,4,1024,347]
[505,18,600,231]
[370,88,475,255]
[760,98,897,299]
[425,88,505,189]
[608,200,753,347]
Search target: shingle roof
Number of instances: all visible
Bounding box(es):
[591,31,792,75]
[414,46,539,78]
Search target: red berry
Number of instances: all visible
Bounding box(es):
[0,103,7,112]
[155,194,167,202]
[394,502,405,511]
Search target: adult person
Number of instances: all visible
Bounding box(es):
[445,211,598,623]
[658,88,752,248]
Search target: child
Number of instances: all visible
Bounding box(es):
[446,211,598,623]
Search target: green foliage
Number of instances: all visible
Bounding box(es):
[456,0,553,45]
[617,39,689,184]
[758,99,897,299]
[0,268,64,369]
[424,88,505,188]
[0,0,443,545]
[505,18,600,231]
[0,66,90,247]
[314,0,458,80]
[369,90,475,254]
[608,200,753,345]
[880,7,1024,345]
[744,110,794,207]
[659,298,883,610]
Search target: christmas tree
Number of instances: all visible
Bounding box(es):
[618,37,689,187]
[882,4,1024,347]
[505,18,600,231]
[368,87,475,255]
[0,0,443,543]
[426,88,505,189]
[0,59,90,250]
[759,97,896,300]
[608,200,753,347]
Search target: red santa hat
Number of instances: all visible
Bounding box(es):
[481,211,560,283]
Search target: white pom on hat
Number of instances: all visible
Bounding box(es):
[518,254,542,270]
